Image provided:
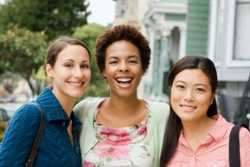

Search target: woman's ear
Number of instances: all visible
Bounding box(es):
[102,71,107,80]
[46,64,54,78]
[210,94,215,105]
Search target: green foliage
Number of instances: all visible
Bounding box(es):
[0,26,47,94]
[0,0,90,40]
[0,26,47,77]
[0,121,7,141]
[73,23,105,48]
[0,60,6,75]
[73,23,109,97]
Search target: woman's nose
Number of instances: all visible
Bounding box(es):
[74,66,83,77]
[184,90,194,101]
[118,62,129,72]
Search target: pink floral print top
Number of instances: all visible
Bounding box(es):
[83,116,154,167]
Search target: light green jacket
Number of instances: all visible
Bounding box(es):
[74,97,169,167]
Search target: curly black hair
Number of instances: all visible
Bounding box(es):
[95,25,151,73]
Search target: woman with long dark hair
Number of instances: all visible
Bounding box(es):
[160,56,250,167]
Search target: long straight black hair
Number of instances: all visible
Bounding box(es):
[160,56,218,167]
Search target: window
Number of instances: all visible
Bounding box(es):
[208,0,224,65]
[226,0,250,66]
[234,0,250,60]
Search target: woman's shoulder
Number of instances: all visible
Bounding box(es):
[74,97,104,119]
[224,120,250,146]
[217,116,249,139]
[239,126,250,140]
[146,100,170,121]
[238,126,250,165]
[75,97,104,110]
[1,102,41,142]
[148,100,169,111]
[147,100,169,110]
[10,102,41,125]
[0,102,42,165]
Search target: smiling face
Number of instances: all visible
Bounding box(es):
[46,44,91,102]
[170,69,214,123]
[103,40,144,98]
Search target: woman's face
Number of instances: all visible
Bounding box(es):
[170,69,214,122]
[103,40,144,98]
[46,44,91,101]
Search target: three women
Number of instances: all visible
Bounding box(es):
[2,25,247,167]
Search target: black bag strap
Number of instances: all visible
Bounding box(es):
[229,124,249,167]
[25,102,45,167]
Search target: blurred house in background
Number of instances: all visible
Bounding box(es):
[207,0,250,125]
[143,0,187,99]
[113,0,250,125]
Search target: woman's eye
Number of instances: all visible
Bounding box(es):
[128,60,138,64]
[80,64,89,69]
[176,85,185,89]
[64,63,73,68]
[196,88,205,92]
[109,61,117,65]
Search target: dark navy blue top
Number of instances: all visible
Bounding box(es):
[0,87,82,167]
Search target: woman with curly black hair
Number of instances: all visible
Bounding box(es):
[75,25,169,167]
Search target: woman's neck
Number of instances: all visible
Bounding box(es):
[52,89,75,118]
[97,95,147,128]
[182,116,216,151]
[59,98,75,117]
[108,95,142,117]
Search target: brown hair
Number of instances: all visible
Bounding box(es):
[95,25,150,73]
[45,36,90,68]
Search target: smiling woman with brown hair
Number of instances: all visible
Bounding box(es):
[0,36,91,167]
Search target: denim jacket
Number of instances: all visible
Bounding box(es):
[0,87,82,167]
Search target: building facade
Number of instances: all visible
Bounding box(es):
[142,0,187,99]
[208,0,250,94]
[113,0,250,108]
[208,0,250,123]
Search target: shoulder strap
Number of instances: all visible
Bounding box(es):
[229,124,248,167]
[229,125,240,167]
[25,102,45,167]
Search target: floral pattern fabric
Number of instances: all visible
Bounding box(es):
[83,117,153,167]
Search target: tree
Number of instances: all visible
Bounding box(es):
[0,26,47,95]
[0,0,90,40]
[73,23,109,97]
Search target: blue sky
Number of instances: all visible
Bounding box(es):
[88,0,115,26]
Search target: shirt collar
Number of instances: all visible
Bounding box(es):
[36,87,75,124]
[71,112,82,129]
[179,114,232,147]
[207,114,232,141]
